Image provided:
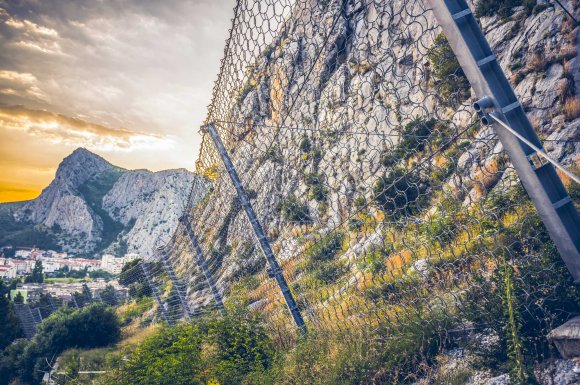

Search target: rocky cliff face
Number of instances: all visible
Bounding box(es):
[103,169,201,256]
[17,148,113,238]
[3,148,204,257]
[177,0,579,303]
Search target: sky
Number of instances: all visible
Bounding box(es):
[0,0,233,202]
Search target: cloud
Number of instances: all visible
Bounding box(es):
[0,105,174,152]
[0,0,234,203]
[2,12,63,55]
[5,18,58,38]
[0,70,49,101]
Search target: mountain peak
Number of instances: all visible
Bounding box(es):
[65,147,107,163]
[54,148,115,189]
[70,147,94,156]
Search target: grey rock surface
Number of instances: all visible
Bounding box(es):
[5,148,202,257]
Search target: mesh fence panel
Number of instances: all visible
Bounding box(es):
[152,0,579,374]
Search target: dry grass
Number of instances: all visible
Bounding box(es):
[560,44,577,61]
[564,97,580,121]
[557,79,572,101]
[119,323,160,348]
[528,53,545,72]
[563,59,572,77]
[529,115,542,130]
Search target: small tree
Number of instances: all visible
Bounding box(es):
[100,285,118,306]
[278,195,311,223]
[13,292,24,304]
[0,279,22,349]
[427,33,470,107]
[25,261,43,283]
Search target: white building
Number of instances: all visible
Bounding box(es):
[0,264,17,279]
[11,259,33,275]
[15,249,31,259]
[101,254,139,275]
[41,259,62,274]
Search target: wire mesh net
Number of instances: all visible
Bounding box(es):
[145,0,579,376]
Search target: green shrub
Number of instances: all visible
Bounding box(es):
[103,310,273,385]
[119,297,154,326]
[0,279,22,350]
[475,0,536,18]
[400,118,437,154]
[305,231,344,263]
[381,118,451,167]
[372,168,430,220]
[308,183,328,202]
[313,261,345,284]
[0,304,120,385]
[427,33,470,107]
[359,248,388,275]
[299,136,312,153]
[278,195,311,223]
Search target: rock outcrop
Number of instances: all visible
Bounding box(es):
[2,148,203,257]
[176,0,580,305]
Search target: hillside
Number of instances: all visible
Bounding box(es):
[175,0,580,314]
[1,1,579,384]
[159,0,580,382]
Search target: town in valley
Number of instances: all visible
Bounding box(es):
[0,246,138,305]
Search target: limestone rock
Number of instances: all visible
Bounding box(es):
[549,317,580,359]
[535,359,580,385]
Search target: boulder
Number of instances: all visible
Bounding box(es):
[549,317,580,359]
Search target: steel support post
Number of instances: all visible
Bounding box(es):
[180,216,225,311]
[47,296,57,312]
[141,262,170,324]
[71,295,79,309]
[428,0,580,280]
[158,246,194,319]
[203,123,306,331]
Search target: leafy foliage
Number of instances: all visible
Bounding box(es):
[372,168,429,220]
[25,260,44,283]
[305,231,344,263]
[277,195,311,223]
[118,259,152,299]
[0,279,22,350]
[299,136,312,153]
[427,33,470,107]
[475,0,536,18]
[100,284,119,306]
[104,310,273,385]
[0,304,120,385]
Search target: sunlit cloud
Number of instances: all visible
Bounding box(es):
[5,18,58,38]
[4,15,63,55]
[0,0,233,202]
[0,70,49,102]
[0,105,175,152]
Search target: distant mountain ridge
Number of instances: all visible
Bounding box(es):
[0,148,206,257]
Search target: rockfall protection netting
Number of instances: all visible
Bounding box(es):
[13,285,127,339]
[130,0,579,373]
